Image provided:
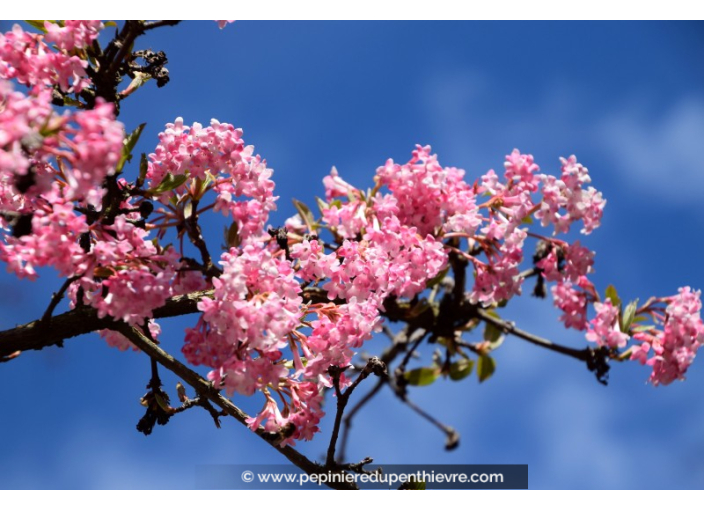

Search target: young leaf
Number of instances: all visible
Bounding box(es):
[621,299,640,334]
[315,196,328,214]
[449,359,474,381]
[605,284,622,309]
[149,173,188,195]
[483,322,503,344]
[477,355,496,383]
[25,20,50,33]
[292,199,317,233]
[404,367,441,386]
[116,123,146,173]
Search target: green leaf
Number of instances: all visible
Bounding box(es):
[116,123,146,173]
[425,266,449,289]
[632,325,655,333]
[449,359,474,381]
[25,20,50,33]
[292,199,317,233]
[404,367,440,386]
[283,357,308,369]
[315,196,328,214]
[196,174,213,197]
[521,215,534,225]
[477,355,496,383]
[104,21,118,28]
[483,322,503,344]
[149,172,188,195]
[621,298,639,334]
[605,284,622,309]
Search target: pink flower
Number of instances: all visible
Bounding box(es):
[631,287,704,385]
[44,20,103,51]
[536,155,606,235]
[552,281,588,331]
[586,299,628,349]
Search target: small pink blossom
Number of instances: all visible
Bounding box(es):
[586,299,628,349]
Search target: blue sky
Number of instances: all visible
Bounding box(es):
[1,20,704,489]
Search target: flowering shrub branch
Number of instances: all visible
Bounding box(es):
[1,20,703,490]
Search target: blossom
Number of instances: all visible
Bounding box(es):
[631,287,704,385]
[536,155,606,235]
[585,298,628,349]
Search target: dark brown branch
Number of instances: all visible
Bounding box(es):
[474,308,589,362]
[337,378,385,464]
[0,290,212,360]
[396,393,459,451]
[325,358,387,468]
[185,198,220,278]
[41,275,80,322]
[143,20,181,31]
[110,322,359,491]
[337,329,409,463]
[0,286,345,362]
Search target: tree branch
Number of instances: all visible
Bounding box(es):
[474,307,590,362]
[325,357,387,468]
[0,290,212,360]
[110,321,359,491]
[0,287,344,361]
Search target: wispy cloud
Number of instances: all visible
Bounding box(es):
[596,97,704,201]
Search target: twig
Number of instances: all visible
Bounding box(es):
[110,321,359,490]
[0,286,348,361]
[185,198,220,278]
[143,20,181,31]
[41,275,80,322]
[395,393,460,451]
[325,358,387,467]
[474,308,589,362]
[0,289,213,359]
[337,378,385,464]
[336,331,410,463]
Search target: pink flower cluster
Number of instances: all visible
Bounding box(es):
[585,299,629,349]
[44,20,104,52]
[1,80,125,280]
[67,187,185,326]
[182,242,324,444]
[0,191,87,279]
[0,23,99,93]
[537,155,606,235]
[536,241,595,331]
[631,287,704,385]
[147,118,276,242]
[375,145,481,237]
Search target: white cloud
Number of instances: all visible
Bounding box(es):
[596,97,704,201]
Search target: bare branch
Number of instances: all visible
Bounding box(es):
[0,290,212,360]
[325,358,387,468]
[474,308,590,362]
[110,321,359,490]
